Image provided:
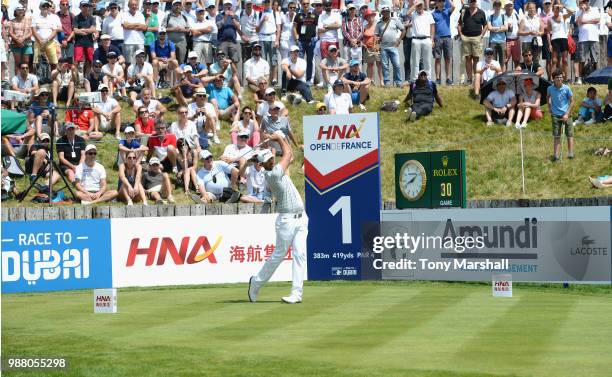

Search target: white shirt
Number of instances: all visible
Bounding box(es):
[520,14,541,43]
[257,100,285,118]
[134,98,161,114]
[576,7,600,42]
[239,9,259,41]
[486,89,516,108]
[244,57,270,82]
[196,161,233,198]
[280,12,296,42]
[102,13,125,41]
[550,16,569,40]
[170,120,199,148]
[127,62,153,79]
[245,164,267,196]
[324,92,353,114]
[258,9,280,41]
[193,18,215,42]
[265,164,304,213]
[505,11,520,40]
[412,10,434,38]
[188,101,215,118]
[281,57,307,82]
[94,97,119,114]
[476,59,501,82]
[32,12,61,40]
[75,161,106,192]
[122,10,146,45]
[317,11,342,41]
[101,63,124,78]
[222,143,254,164]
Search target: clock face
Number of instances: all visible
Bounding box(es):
[399,160,427,201]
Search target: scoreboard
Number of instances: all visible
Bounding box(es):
[395,150,467,209]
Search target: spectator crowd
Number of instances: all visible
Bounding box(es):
[0,0,610,204]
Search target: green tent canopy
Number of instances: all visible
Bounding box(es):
[1,109,27,135]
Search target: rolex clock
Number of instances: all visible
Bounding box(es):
[399,160,427,201]
[395,152,431,209]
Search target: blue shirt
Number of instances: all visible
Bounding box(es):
[216,13,239,43]
[547,84,573,117]
[150,39,176,58]
[432,7,452,38]
[179,62,207,75]
[120,139,141,149]
[209,62,233,85]
[488,13,506,44]
[206,83,234,109]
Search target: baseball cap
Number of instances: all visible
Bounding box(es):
[316,102,326,110]
[85,144,97,152]
[496,78,507,85]
[333,79,344,87]
[350,59,360,66]
[80,1,92,6]
[418,69,428,76]
[205,0,216,8]
[14,5,26,11]
[196,7,205,12]
[505,0,513,6]
[125,126,135,133]
[195,87,208,95]
[290,45,300,52]
[172,0,182,4]
[199,150,212,160]
[257,149,274,163]
[39,133,51,141]
[64,122,76,129]
[252,42,262,48]
[183,65,193,72]
[328,45,338,51]
[149,157,161,165]
[135,49,146,57]
[158,26,167,33]
[484,47,494,55]
[100,34,111,40]
[107,51,118,58]
[223,0,233,4]
[543,0,551,3]
[347,3,356,9]
[98,83,109,90]
[381,5,391,11]
[187,51,198,59]
[270,103,282,110]
[265,87,276,95]
[237,129,250,137]
[36,88,50,96]
[94,59,103,66]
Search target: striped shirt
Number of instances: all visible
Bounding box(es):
[266,164,304,214]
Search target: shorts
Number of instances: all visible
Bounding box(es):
[491,108,511,121]
[33,40,59,65]
[579,41,599,63]
[363,46,380,64]
[11,44,33,55]
[60,41,74,59]
[505,39,521,62]
[461,35,483,57]
[351,91,360,104]
[161,157,173,173]
[219,41,241,63]
[608,35,612,58]
[570,39,582,61]
[529,108,543,120]
[57,86,70,101]
[489,41,505,64]
[552,115,574,137]
[193,41,215,65]
[261,40,278,66]
[241,42,254,62]
[74,46,94,63]
[541,34,551,60]
[320,41,339,59]
[433,36,452,59]
[123,44,144,65]
[551,38,568,54]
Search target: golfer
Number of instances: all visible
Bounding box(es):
[248,131,308,304]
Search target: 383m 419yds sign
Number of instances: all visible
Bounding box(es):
[304,113,381,280]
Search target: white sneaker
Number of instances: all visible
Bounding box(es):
[573,118,584,126]
[127,199,134,206]
[216,120,221,131]
[207,132,214,138]
[248,276,260,302]
[213,134,220,144]
[584,118,595,125]
[292,94,303,105]
[575,77,583,85]
[281,95,288,102]
[409,111,417,121]
[589,176,604,189]
[316,82,324,89]
[281,294,302,304]
[81,200,91,205]
[358,103,367,111]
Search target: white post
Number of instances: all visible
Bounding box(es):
[519,128,526,196]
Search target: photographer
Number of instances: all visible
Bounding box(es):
[187,87,217,148]
[51,57,78,107]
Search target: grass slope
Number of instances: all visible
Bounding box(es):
[2,281,612,377]
[5,84,611,206]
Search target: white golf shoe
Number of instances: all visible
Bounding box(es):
[281,294,302,304]
[248,276,260,302]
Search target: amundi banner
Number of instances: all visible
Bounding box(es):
[371,207,611,283]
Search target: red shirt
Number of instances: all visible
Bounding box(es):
[147,132,177,149]
[135,117,155,135]
[65,109,94,131]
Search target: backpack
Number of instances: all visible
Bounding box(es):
[2,156,25,178]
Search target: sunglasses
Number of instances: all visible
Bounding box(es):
[127,156,137,160]
[101,89,109,92]
[139,111,148,114]
[87,152,97,155]
[196,94,206,97]
[238,135,249,139]
[179,111,188,114]
[159,32,167,35]
[243,111,252,115]
[20,66,29,69]
[40,93,49,96]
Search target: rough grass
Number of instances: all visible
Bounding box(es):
[5,84,611,207]
[2,281,612,377]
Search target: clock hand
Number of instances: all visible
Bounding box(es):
[407,175,417,184]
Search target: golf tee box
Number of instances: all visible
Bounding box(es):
[94,289,117,313]
[492,274,512,298]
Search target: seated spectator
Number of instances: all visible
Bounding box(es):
[118,126,148,164]
[605,87,612,121]
[151,27,179,87]
[238,152,270,203]
[133,88,167,120]
[515,78,542,128]
[180,51,209,79]
[65,98,101,140]
[25,133,59,188]
[187,87,218,146]
[207,75,241,123]
[92,83,121,140]
[56,122,85,182]
[102,51,127,98]
[51,57,78,107]
[176,137,198,193]
[515,50,545,76]
[315,102,327,114]
[589,175,612,189]
[29,90,57,137]
[147,120,179,173]
[1,119,35,159]
[253,77,269,105]
[118,150,147,205]
[172,66,203,106]
[256,87,288,123]
[230,106,260,147]
[127,50,156,103]
[170,106,201,158]
[221,129,254,171]
[84,60,106,93]
[319,44,348,91]
[243,43,270,92]
[142,157,176,204]
[472,48,502,99]
[93,34,126,68]
[483,79,516,127]
[324,80,353,115]
[261,103,299,154]
[404,70,443,121]
[10,63,39,104]
[135,106,156,144]
[574,87,604,126]
[194,150,258,203]
[281,45,314,105]
[74,144,118,205]
[342,59,371,111]
[208,51,242,99]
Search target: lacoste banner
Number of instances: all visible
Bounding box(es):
[368,207,612,283]
[110,214,292,288]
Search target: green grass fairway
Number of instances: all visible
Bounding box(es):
[2,281,612,377]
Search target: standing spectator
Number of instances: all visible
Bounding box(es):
[324,79,352,114]
[362,8,383,86]
[457,0,486,85]
[408,1,432,84]
[102,1,124,50]
[519,2,544,62]
[281,45,313,104]
[122,0,147,67]
[9,5,33,73]
[317,0,341,59]
[142,157,176,204]
[92,83,122,139]
[147,120,179,173]
[118,150,147,205]
[56,122,86,183]
[102,51,127,98]
[293,0,318,84]
[50,57,78,107]
[74,144,118,205]
[319,44,348,90]
[487,0,507,69]
[342,3,363,61]
[56,1,73,61]
[515,77,542,128]
[244,43,270,92]
[504,0,521,71]
[192,6,216,66]
[32,0,61,72]
[568,12,581,84]
[342,59,371,111]
[93,34,125,68]
[473,47,502,99]
[576,0,600,81]
[400,0,414,86]
[280,1,298,61]
[547,69,574,161]
[240,0,259,63]
[150,26,179,87]
[127,49,156,101]
[143,0,160,58]
[404,70,443,121]
[539,0,554,77]
[432,0,455,85]
[73,1,97,76]
[151,0,167,26]
[217,0,247,67]
[483,78,516,127]
[549,3,573,81]
[11,63,39,101]
[257,0,281,85]
[164,0,191,63]
[376,6,405,87]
